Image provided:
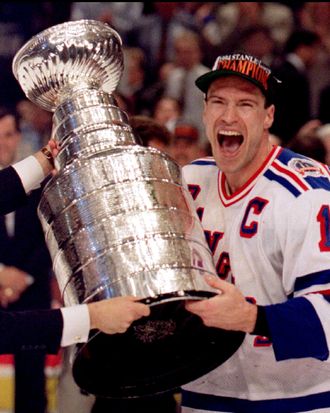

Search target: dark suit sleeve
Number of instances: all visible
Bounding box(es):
[0,166,28,215]
[10,187,52,310]
[0,308,63,354]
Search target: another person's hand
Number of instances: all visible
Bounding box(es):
[0,266,32,307]
[33,138,60,176]
[0,288,21,307]
[185,275,257,333]
[47,138,60,158]
[88,296,151,334]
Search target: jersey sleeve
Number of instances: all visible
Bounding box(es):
[266,188,330,361]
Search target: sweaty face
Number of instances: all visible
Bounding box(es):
[203,76,274,192]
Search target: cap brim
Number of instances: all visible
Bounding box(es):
[196,69,267,96]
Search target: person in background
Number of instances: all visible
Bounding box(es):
[318,84,330,125]
[287,133,327,164]
[164,30,210,143]
[316,123,330,165]
[170,122,210,167]
[179,52,330,413]
[0,106,53,413]
[286,117,329,164]
[16,99,53,153]
[129,114,172,153]
[270,29,321,143]
[214,2,294,54]
[236,24,277,66]
[117,47,150,115]
[153,96,182,133]
[70,2,144,47]
[296,2,330,118]
[141,62,176,118]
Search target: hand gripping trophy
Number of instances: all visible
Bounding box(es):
[12,20,244,398]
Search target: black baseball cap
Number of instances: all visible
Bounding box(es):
[196,53,281,102]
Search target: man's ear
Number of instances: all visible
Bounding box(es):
[202,98,208,127]
[264,104,275,130]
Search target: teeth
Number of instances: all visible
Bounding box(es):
[218,130,241,136]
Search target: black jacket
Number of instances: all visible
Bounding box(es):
[0,165,63,354]
[270,58,311,143]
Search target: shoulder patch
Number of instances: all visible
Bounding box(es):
[288,157,326,178]
[270,148,330,194]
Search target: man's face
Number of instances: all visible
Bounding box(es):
[0,115,21,167]
[174,38,201,69]
[203,76,274,190]
[170,138,202,166]
[154,98,181,125]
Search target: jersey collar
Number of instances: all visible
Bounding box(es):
[219,145,281,206]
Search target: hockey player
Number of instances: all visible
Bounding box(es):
[181,53,330,413]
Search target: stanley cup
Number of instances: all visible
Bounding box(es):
[12,20,244,398]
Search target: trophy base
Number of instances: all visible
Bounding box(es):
[72,291,245,398]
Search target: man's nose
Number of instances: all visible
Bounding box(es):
[220,104,238,123]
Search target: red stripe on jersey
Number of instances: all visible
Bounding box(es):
[219,145,280,206]
[320,163,330,177]
[308,289,330,296]
[272,161,309,191]
[219,173,254,206]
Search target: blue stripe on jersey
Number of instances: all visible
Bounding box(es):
[181,389,330,413]
[277,148,330,190]
[304,175,330,191]
[264,170,302,197]
[191,160,216,166]
[277,147,301,165]
[294,269,330,292]
[265,297,328,361]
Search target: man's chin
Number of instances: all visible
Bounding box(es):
[216,149,242,166]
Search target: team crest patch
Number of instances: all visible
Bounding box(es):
[288,157,325,177]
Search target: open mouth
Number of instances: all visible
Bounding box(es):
[217,131,244,155]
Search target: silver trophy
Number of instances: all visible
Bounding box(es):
[13,20,244,398]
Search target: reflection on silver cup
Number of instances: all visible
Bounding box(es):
[13,20,244,398]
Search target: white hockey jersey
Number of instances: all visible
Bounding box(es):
[181,146,330,413]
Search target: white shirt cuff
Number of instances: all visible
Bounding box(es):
[60,304,90,347]
[12,156,45,193]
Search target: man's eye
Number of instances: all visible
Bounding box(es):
[208,98,224,105]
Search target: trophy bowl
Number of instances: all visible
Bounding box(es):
[13,19,245,398]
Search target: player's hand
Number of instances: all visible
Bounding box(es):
[88,296,151,334]
[185,275,257,333]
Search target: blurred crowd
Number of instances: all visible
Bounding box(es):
[0,2,329,413]
[0,2,328,168]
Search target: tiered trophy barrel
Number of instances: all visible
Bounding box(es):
[13,20,244,398]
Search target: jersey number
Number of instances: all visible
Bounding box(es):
[317,205,330,251]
